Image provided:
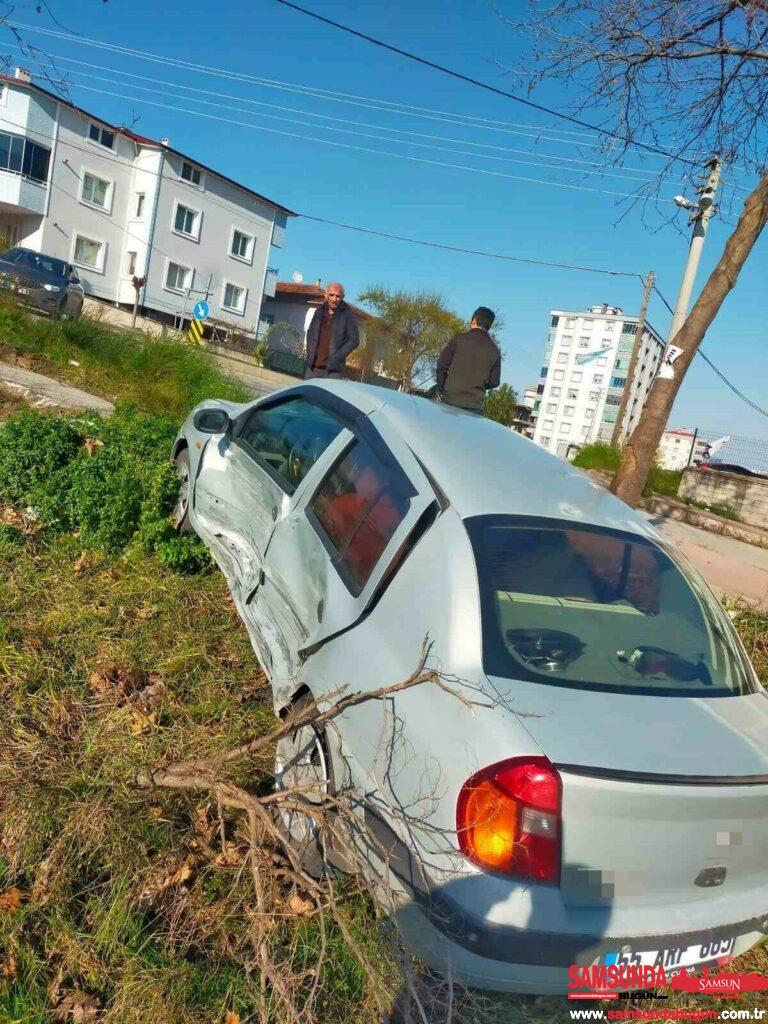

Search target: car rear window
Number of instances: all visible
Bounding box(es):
[311,440,411,593]
[466,515,755,697]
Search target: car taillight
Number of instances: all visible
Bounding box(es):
[456,757,561,884]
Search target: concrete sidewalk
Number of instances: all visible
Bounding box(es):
[0,361,114,415]
[647,513,768,610]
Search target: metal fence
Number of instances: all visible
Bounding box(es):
[696,431,768,476]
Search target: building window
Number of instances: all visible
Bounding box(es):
[556,352,568,364]
[543,419,554,430]
[603,410,617,423]
[611,375,627,388]
[181,161,203,186]
[582,318,594,327]
[546,403,557,414]
[540,366,548,378]
[578,336,590,348]
[622,322,638,334]
[165,260,192,293]
[605,394,622,406]
[597,357,608,367]
[560,423,571,434]
[593,374,604,385]
[540,436,551,447]
[614,358,627,371]
[561,335,572,347]
[80,171,111,211]
[581,425,590,437]
[222,281,247,314]
[72,234,104,272]
[563,405,575,417]
[551,315,559,327]
[567,388,578,400]
[604,321,615,331]
[584,408,594,421]
[230,228,254,263]
[533,401,541,411]
[553,370,565,381]
[88,123,115,149]
[587,390,599,401]
[571,371,583,383]
[549,386,561,398]
[173,202,201,240]
[565,317,576,328]
[0,131,51,183]
[126,251,137,276]
[135,193,145,218]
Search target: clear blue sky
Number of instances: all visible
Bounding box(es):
[5,0,767,439]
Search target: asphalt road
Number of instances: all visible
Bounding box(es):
[646,513,768,610]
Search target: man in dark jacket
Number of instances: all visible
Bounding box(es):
[436,306,501,413]
[304,282,360,379]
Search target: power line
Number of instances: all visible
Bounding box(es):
[0,105,652,276]
[6,21,629,146]
[652,284,768,420]
[273,0,699,168]
[29,51,665,182]
[56,66,667,186]
[301,216,641,276]
[62,80,679,203]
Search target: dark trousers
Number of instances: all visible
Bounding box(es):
[304,366,344,380]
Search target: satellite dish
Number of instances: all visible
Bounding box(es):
[292,271,303,283]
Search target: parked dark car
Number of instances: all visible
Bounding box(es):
[0,247,84,318]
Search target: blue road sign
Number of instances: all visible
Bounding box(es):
[193,300,210,321]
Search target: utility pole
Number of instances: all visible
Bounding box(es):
[667,155,722,347]
[611,270,654,447]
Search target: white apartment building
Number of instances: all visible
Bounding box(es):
[531,302,665,458]
[0,68,294,330]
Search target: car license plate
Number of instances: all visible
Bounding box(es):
[602,936,735,971]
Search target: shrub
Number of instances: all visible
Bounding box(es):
[572,442,622,472]
[0,406,209,571]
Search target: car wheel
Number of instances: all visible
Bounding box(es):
[275,694,334,877]
[172,447,192,534]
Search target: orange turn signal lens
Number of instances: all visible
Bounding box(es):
[460,778,518,872]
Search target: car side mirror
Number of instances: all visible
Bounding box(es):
[193,408,231,435]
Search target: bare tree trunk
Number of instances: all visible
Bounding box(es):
[610,169,768,507]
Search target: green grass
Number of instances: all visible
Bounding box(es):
[0,535,403,1024]
[0,297,249,419]
[573,443,683,498]
[684,497,741,521]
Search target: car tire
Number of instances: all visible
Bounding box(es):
[274,694,335,878]
[172,447,192,535]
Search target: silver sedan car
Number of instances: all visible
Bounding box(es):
[172,380,768,994]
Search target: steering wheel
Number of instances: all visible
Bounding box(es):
[505,628,586,673]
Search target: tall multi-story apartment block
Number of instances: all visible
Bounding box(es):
[531,302,665,458]
[0,68,294,331]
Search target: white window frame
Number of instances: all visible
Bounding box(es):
[593,374,604,384]
[560,334,572,347]
[79,168,114,214]
[556,352,568,364]
[180,160,205,190]
[571,371,583,383]
[171,199,202,242]
[71,232,106,274]
[585,409,595,421]
[221,279,248,316]
[549,386,561,398]
[540,436,551,447]
[125,251,138,277]
[229,225,254,265]
[597,356,608,367]
[553,369,565,382]
[87,122,115,150]
[0,84,7,107]
[543,418,554,430]
[135,192,146,219]
[545,403,557,414]
[163,258,194,295]
[563,405,575,417]
[565,317,576,328]
[559,422,572,434]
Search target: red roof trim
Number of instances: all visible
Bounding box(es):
[0,74,295,216]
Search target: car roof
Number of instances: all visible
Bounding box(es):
[302,380,658,539]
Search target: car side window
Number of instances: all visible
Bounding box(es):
[310,439,411,593]
[237,398,344,492]
[68,266,80,284]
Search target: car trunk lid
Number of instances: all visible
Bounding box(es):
[488,678,768,907]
